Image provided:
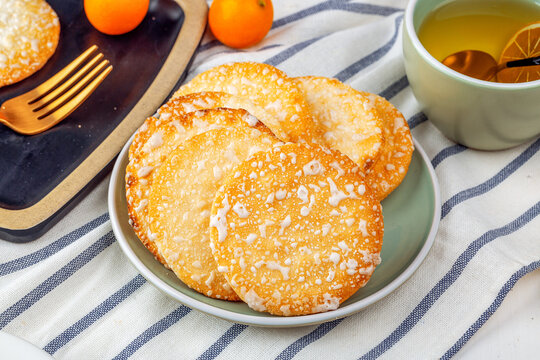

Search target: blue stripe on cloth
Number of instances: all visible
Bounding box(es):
[378,76,409,100]
[334,14,403,82]
[257,44,284,52]
[268,13,403,72]
[274,319,343,360]
[42,275,146,355]
[0,231,115,330]
[197,324,249,360]
[431,145,468,169]
[441,137,540,219]
[442,260,540,359]
[359,201,540,359]
[407,112,427,129]
[266,36,327,67]
[111,306,191,360]
[0,213,109,277]
[273,0,402,29]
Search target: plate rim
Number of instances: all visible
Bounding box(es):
[109,135,441,327]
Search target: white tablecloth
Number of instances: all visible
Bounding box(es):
[1,0,539,359]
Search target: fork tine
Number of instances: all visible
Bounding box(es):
[26,45,99,101]
[30,53,104,109]
[37,64,113,125]
[35,60,110,119]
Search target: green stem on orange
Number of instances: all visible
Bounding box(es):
[258,0,266,8]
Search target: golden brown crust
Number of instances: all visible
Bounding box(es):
[359,93,414,200]
[210,143,384,315]
[0,0,60,87]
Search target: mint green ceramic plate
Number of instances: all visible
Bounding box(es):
[109,137,440,327]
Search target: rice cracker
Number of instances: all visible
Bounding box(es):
[0,0,60,87]
[360,92,414,200]
[148,126,278,299]
[296,76,384,170]
[126,107,274,266]
[172,62,319,142]
[128,91,286,161]
[209,143,384,315]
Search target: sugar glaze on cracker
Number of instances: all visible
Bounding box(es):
[129,91,286,161]
[148,126,277,300]
[296,76,384,169]
[210,143,384,315]
[126,107,272,265]
[173,62,319,142]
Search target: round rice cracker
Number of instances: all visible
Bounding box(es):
[210,143,384,316]
[125,108,275,266]
[148,126,279,300]
[128,91,286,161]
[295,76,384,170]
[172,62,320,142]
[360,92,414,200]
[0,0,60,87]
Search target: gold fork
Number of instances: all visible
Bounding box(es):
[0,45,113,135]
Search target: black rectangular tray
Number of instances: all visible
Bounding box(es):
[0,0,207,242]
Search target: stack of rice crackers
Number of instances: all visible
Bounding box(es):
[125,62,413,316]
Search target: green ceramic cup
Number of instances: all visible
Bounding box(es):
[403,0,540,150]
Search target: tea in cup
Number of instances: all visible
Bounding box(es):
[403,0,540,150]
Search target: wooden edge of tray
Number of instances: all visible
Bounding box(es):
[0,0,208,232]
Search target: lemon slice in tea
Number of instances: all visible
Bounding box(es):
[497,21,540,83]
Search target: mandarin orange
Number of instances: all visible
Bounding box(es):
[208,0,273,49]
[84,0,149,35]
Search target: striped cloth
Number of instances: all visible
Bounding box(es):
[1,0,539,358]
